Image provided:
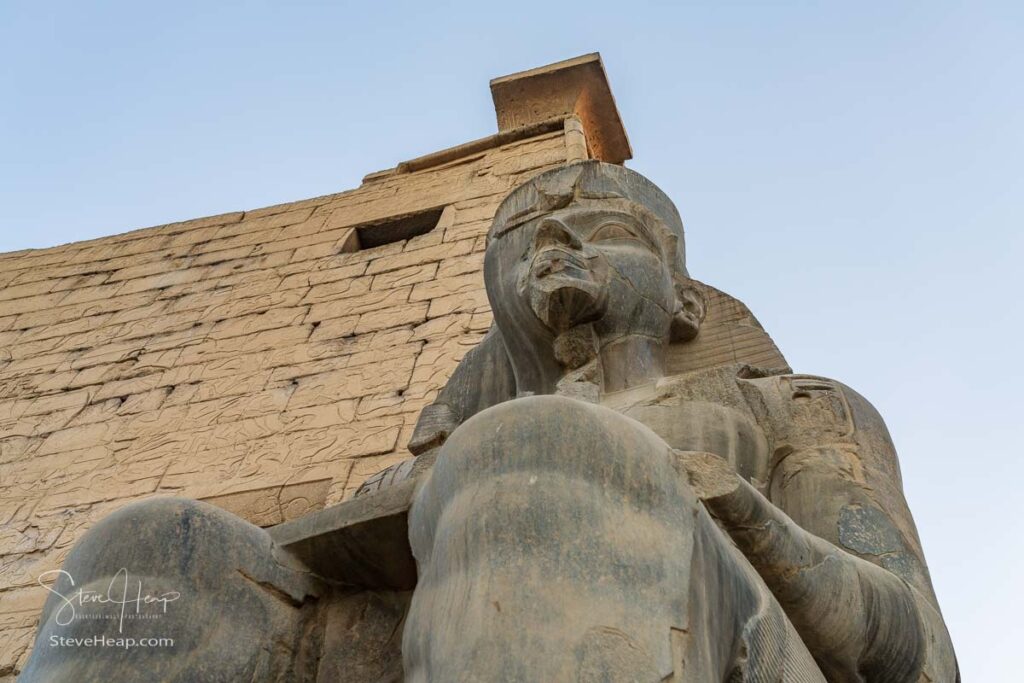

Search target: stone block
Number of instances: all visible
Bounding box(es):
[410,272,480,302]
[288,357,416,408]
[364,239,474,275]
[353,302,429,335]
[370,263,438,291]
[425,287,490,318]
[306,286,411,323]
[302,274,372,304]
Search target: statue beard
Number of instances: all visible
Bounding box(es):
[521,248,608,334]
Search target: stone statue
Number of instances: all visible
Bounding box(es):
[19,161,957,682]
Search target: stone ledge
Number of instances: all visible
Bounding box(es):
[490,52,631,164]
[268,478,416,590]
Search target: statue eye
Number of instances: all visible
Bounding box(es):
[590,223,640,243]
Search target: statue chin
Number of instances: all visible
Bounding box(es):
[526,275,606,333]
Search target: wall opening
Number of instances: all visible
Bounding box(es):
[353,206,446,250]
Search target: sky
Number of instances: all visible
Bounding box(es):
[2,1,1021,677]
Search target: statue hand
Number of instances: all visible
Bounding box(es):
[671,449,953,681]
[671,449,742,501]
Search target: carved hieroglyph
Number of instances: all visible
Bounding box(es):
[19,161,957,682]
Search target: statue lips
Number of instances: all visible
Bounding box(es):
[525,246,607,332]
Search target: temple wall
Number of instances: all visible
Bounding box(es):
[0,125,584,677]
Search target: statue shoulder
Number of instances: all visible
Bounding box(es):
[738,372,897,460]
[743,372,942,614]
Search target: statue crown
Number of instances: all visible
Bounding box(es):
[488,161,688,276]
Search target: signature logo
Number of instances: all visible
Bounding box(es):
[38,568,181,633]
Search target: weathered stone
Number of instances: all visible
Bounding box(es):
[353,301,429,335]
[17,499,323,681]
[306,285,411,323]
[9,56,956,683]
[288,358,416,408]
[369,262,438,290]
[269,479,417,589]
[364,239,474,276]
[424,287,489,318]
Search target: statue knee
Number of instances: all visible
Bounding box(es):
[23,498,322,683]
[466,393,602,429]
[420,394,686,521]
[61,497,267,582]
[446,394,643,460]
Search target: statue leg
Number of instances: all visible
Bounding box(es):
[18,498,323,682]
[403,395,824,682]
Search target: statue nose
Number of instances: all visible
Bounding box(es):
[535,218,583,251]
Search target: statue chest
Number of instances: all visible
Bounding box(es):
[604,366,772,489]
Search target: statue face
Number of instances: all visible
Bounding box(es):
[488,204,676,342]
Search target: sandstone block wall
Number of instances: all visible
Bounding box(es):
[0,125,585,677]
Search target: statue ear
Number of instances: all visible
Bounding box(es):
[670,281,707,343]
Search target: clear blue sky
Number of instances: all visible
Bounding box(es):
[2,1,1021,677]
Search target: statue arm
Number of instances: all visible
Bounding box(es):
[406,323,516,456]
[680,375,957,681]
